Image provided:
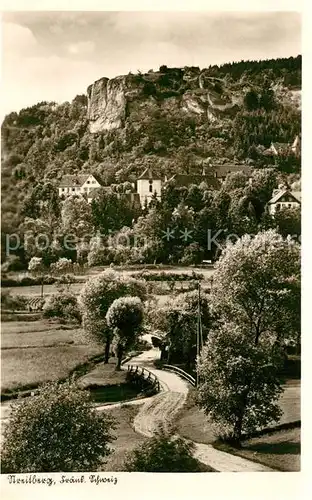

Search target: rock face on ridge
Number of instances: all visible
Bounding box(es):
[87,67,242,134]
[87,76,128,133]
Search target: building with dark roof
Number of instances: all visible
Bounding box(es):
[268,188,301,215]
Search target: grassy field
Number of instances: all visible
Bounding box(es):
[101,405,147,471]
[177,389,217,444]
[1,319,103,393]
[176,383,300,446]
[216,427,300,472]
[4,266,215,298]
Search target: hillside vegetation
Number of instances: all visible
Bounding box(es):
[1,56,301,267]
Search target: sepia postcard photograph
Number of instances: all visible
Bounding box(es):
[0,1,308,499]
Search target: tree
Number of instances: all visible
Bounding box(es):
[1,381,116,473]
[78,270,147,363]
[151,289,212,369]
[244,90,259,111]
[211,230,300,347]
[123,428,202,472]
[106,296,143,370]
[197,321,283,444]
[61,195,93,239]
[273,206,301,239]
[28,256,46,298]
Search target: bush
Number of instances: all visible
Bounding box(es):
[43,292,81,323]
[132,270,204,282]
[123,429,202,472]
[1,255,26,273]
[1,381,116,473]
[1,275,56,287]
[1,290,28,311]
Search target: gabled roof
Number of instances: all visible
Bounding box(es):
[59,174,101,188]
[138,168,160,180]
[268,189,301,204]
[166,174,221,189]
[212,164,252,178]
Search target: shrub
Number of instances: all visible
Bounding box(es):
[1,290,28,311]
[1,381,116,473]
[132,271,204,282]
[43,292,81,323]
[123,429,202,472]
[1,255,26,272]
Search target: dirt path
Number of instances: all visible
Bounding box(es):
[118,348,274,472]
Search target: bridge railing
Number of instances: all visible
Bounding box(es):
[162,364,196,387]
[127,364,161,393]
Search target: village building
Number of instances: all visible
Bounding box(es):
[267,188,301,215]
[137,168,162,206]
[58,174,102,203]
[264,135,301,157]
[59,163,254,208]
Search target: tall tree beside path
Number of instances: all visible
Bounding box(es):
[106,296,144,370]
[197,230,300,444]
[78,270,147,363]
[210,229,300,347]
[197,321,283,444]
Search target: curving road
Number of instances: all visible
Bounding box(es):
[118,347,274,472]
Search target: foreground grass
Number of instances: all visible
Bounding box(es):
[176,389,217,445]
[1,319,105,393]
[1,320,84,349]
[101,405,147,471]
[215,427,300,472]
[1,345,104,393]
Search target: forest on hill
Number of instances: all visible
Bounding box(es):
[1,55,301,267]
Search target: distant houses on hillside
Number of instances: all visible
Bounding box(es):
[263,135,301,158]
[58,163,301,212]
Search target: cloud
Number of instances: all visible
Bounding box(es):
[0,12,301,117]
[67,41,95,56]
[2,22,38,58]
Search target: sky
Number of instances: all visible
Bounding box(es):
[1,11,301,116]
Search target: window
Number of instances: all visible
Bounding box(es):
[276,203,280,211]
[87,180,90,184]
[149,179,153,193]
[288,204,292,208]
[62,188,65,192]
[72,188,75,191]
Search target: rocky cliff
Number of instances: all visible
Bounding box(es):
[87,67,242,133]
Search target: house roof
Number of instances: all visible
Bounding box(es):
[166,174,221,189]
[138,168,160,180]
[59,174,101,187]
[212,164,252,178]
[268,189,301,204]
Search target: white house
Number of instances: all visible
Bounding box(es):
[137,168,162,206]
[265,135,301,158]
[267,188,301,215]
[58,174,102,203]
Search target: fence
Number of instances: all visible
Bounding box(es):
[162,364,196,387]
[127,364,161,393]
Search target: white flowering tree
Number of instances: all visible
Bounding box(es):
[106,296,144,370]
[28,256,46,298]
